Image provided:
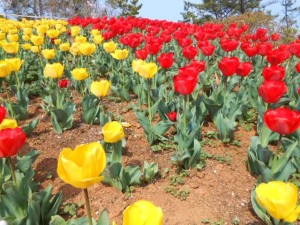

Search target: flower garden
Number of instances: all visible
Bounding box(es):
[0,16,300,225]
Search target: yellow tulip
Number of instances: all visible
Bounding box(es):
[22,43,32,50]
[132,59,146,73]
[103,41,117,53]
[54,39,61,45]
[0,32,5,40]
[74,36,87,44]
[93,35,104,45]
[36,25,48,35]
[102,121,125,143]
[30,45,40,53]
[2,42,19,54]
[111,49,129,60]
[255,181,300,222]
[5,58,23,72]
[138,62,158,79]
[7,34,19,42]
[79,42,96,56]
[57,142,106,189]
[42,49,56,59]
[30,35,44,46]
[90,80,111,97]
[22,27,32,35]
[46,29,59,38]
[70,42,81,56]
[0,119,18,130]
[44,63,64,79]
[71,68,89,81]
[90,29,100,36]
[22,35,30,41]
[71,26,81,36]
[123,200,164,225]
[0,61,12,77]
[59,42,70,51]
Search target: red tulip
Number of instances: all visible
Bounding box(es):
[135,49,148,60]
[58,79,69,88]
[0,128,26,157]
[262,66,285,81]
[256,42,273,56]
[264,108,300,135]
[255,28,268,38]
[271,33,280,41]
[182,45,198,60]
[258,81,287,103]
[0,106,6,124]
[220,38,239,52]
[167,111,177,122]
[200,44,215,56]
[218,57,240,76]
[157,52,174,69]
[173,72,198,95]
[295,62,300,73]
[187,60,206,74]
[266,49,289,65]
[236,62,253,77]
[178,37,193,48]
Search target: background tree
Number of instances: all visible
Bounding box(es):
[105,0,142,17]
[181,0,262,24]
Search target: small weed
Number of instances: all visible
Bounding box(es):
[232,139,241,147]
[165,170,190,200]
[290,173,300,188]
[205,130,218,139]
[61,202,84,217]
[201,218,225,225]
[201,151,232,165]
[231,216,240,225]
[151,141,177,152]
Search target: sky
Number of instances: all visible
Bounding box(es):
[138,0,300,27]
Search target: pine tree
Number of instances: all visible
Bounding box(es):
[181,0,262,23]
[106,0,142,17]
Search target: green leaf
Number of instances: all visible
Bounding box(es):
[22,119,39,136]
[49,215,67,225]
[97,209,110,225]
[17,150,40,174]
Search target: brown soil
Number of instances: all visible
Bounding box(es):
[18,93,264,225]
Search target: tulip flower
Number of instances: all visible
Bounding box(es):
[46,29,59,39]
[30,35,44,46]
[2,42,19,54]
[157,52,174,69]
[57,142,106,189]
[135,49,148,60]
[262,66,285,81]
[93,34,104,45]
[258,81,287,104]
[42,49,56,59]
[44,63,64,79]
[90,80,111,97]
[255,181,300,223]
[59,42,70,51]
[111,49,129,60]
[137,62,158,79]
[0,106,6,124]
[79,42,96,56]
[182,45,198,60]
[57,142,107,225]
[173,73,198,96]
[236,62,253,77]
[0,119,18,130]
[5,58,23,72]
[103,41,117,53]
[71,68,89,81]
[167,111,177,122]
[123,200,164,225]
[102,121,125,143]
[0,60,12,78]
[218,57,240,76]
[58,79,69,88]
[0,127,26,185]
[71,26,81,36]
[295,62,300,73]
[264,108,300,135]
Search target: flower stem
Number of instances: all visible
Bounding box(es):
[147,79,152,123]
[183,95,189,134]
[5,83,15,119]
[7,157,17,186]
[276,134,283,154]
[83,188,93,225]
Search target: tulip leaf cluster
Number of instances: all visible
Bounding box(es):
[0,151,62,224]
